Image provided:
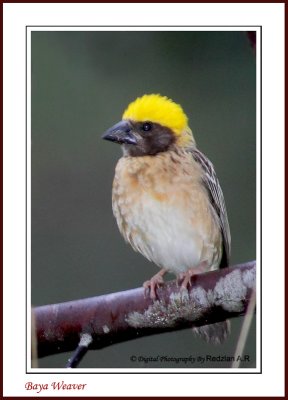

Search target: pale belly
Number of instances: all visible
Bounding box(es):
[113,193,220,274]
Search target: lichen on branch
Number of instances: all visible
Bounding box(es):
[34,261,256,359]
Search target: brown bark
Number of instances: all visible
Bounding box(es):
[34,261,256,358]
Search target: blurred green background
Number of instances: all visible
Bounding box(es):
[31,31,256,368]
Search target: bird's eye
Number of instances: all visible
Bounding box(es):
[142,122,152,132]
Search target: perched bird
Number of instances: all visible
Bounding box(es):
[102,94,231,300]
[102,94,231,343]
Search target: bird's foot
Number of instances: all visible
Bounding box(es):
[143,268,167,299]
[178,262,208,291]
[177,272,186,287]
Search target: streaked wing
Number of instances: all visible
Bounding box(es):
[190,148,231,268]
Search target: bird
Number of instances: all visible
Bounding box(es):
[102,94,231,301]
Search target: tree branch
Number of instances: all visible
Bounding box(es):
[34,261,256,359]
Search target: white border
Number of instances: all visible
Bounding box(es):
[3,2,284,397]
[25,24,261,375]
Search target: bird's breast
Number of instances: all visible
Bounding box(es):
[112,153,221,273]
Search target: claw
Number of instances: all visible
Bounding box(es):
[180,271,193,290]
[177,272,185,287]
[143,268,166,299]
[178,262,208,291]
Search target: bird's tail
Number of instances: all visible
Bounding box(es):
[192,320,231,345]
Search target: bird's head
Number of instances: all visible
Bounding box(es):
[102,94,195,156]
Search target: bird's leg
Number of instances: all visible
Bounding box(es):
[176,272,186,287]
[143,268,167,299]
[179,261,208,290]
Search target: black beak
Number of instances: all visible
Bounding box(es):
[102,120,137,145]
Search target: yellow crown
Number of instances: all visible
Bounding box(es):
[122,94,188,136]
